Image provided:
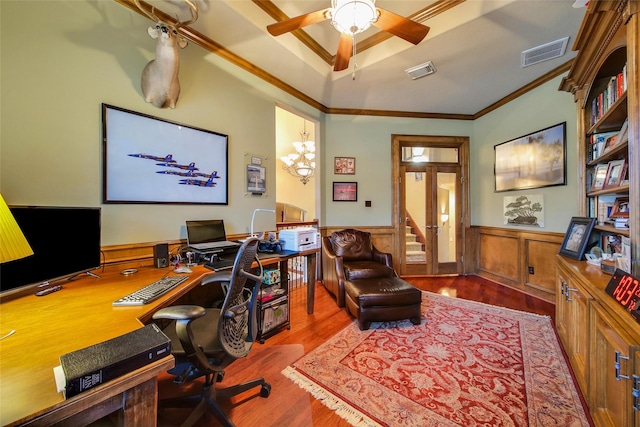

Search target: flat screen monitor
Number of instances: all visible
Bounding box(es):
[0,206,101,295]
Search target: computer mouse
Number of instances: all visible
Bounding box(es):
[174,266,192,274]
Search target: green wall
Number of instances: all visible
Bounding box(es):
[0,0,578,247]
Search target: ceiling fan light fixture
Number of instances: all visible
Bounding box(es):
[331,0,377,35]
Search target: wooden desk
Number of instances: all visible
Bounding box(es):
[0,250,317,426]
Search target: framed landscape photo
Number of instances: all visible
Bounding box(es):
[559,217,596,260]
[102,104,228,204]
[335,157,356,174]
[603,159,627,189]
[333,182,357,201]
[494,122,566,192]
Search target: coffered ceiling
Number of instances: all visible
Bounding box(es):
[121,0,587,116]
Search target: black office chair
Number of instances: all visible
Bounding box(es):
[153,237,270,427]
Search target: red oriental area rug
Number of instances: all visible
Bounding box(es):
[283,291,590,427]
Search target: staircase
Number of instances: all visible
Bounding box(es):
[406,225,426,264]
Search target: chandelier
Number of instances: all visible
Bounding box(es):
[280,122,316,185]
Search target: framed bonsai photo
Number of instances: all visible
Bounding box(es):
[559,217,596,260]
[333,182,357,201]
[603,159,627,189]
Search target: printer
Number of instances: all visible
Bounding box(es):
[278,227,319,251]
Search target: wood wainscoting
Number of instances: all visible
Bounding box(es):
[473,226,564,302]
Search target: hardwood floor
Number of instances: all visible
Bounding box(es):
[158,275,556,427]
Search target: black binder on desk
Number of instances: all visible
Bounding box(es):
[54,323,171,398]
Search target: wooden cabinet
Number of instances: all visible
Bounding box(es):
[589,300,639,426]
[557,256,640,426]
[556,262,593,393]
[559,0,638,277]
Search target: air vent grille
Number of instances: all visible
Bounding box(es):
[405,61,436,80]
[521,37,569,67]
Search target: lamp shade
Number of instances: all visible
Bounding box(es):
[0,194,33,263]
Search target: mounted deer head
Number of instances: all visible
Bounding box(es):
[134,0,198,109]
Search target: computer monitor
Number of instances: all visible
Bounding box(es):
[0,206,101,296]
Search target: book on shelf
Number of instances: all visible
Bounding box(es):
[589,131,617,160]
[590,64,627,126]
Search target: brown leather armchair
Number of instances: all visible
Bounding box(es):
[321,229,396,307]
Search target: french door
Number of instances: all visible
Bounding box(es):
[393,135,469,276]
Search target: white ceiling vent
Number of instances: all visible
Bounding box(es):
[521,37,569,67]
[405,61,436,80]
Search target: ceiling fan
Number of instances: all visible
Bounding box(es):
[267,0,430,72]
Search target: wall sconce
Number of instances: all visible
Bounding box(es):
[441,213,449,225]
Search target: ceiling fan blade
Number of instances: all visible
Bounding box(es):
[333,33,353,71]
[267,8,330,36]
[374,8,430,45]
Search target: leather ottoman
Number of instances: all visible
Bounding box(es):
[343,277,422,330]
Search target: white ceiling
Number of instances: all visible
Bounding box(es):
[138,0,587,115]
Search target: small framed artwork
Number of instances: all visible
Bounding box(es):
[603,159,627,189]
[333,182,357,201]
[247,164,266,194]
[610,197,630,218]
[559,217,596,260]
[590,164,609,192]
[335,157,356,174]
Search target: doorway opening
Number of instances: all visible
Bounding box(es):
[392,135,470,276]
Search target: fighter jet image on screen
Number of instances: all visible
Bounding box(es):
[156,161,199,171]
[127,153,175,163]
[156,169,199,177]
[193,171,220,179]
[179,176,217,187]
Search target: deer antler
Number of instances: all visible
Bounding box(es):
[133,0,160,23]
[133,0,198,28]
[175,0,198,30]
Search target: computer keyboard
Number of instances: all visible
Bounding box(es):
[112,275,189,306]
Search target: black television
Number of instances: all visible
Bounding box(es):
[0,206,101,296]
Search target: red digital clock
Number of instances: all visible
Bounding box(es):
[606,269,640,324]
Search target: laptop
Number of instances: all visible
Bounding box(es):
[186,220,240,252]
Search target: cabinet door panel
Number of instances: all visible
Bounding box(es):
[590,301,637,427]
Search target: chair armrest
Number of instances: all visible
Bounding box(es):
[372,246,394,269]
[201,271,232,286]
[152,305,206,321]
[321,238,347,307]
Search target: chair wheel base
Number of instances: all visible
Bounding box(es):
[260,383,271,397]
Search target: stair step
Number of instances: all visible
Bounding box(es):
[406,234,417,242]
[406,250,426,264]
[406,242,422,251]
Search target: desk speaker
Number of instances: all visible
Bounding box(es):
[153,243,169,268]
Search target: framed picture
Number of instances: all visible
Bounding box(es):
[333,182,358,201]
[334,157,356,174]
[246,164,266,194]
[590,164,609,192]
[610,197,630,218]
[603,159,627,189]
[494,122,566,192]
[102,104,228,204]
[559,217,596,260]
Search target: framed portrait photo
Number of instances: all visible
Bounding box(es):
[610,197,630,218]
[333,182,357,201]
[559,217,596,260]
